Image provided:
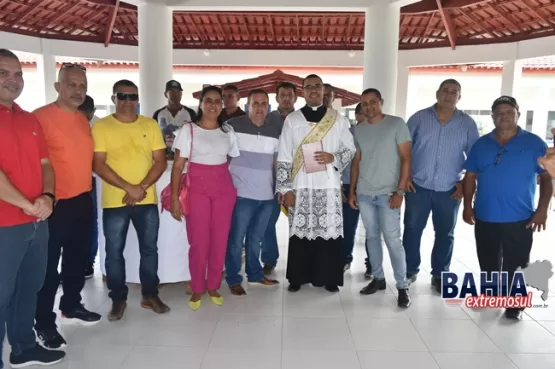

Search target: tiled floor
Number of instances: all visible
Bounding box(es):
[3,210,555,369]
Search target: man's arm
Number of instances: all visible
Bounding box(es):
[0,169,34,211]
[397,141,411,190]
[537,172,553,212]
[463,172,477,208]
[140,149,167,189]
[349,152,361,196]
[40,158,55,194]
[93,152,132,190]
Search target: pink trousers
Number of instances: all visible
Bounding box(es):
[185,162,237,294]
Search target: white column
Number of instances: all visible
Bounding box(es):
[500,60,523,99]
[363,2,401,114]
[36,52,57,106]
[138,1,173,117]
[395,65,409,120]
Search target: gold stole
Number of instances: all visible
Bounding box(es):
[281,108,338,216]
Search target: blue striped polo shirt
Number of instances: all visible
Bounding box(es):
[407,106,480,192]
[228,114,283,201]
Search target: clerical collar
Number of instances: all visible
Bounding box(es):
[306,104,323,111]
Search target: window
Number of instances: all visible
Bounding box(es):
[525,111,533,132]
[462,110,493,136]
[545,111,555,140]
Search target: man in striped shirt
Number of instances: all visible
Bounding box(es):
[225,89,281,295]
[403,79,479,293]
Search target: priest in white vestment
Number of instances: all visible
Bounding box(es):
[276,74,356,292]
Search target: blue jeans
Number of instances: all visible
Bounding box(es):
[103,204,160,301]
[358,194,408,289]
[0,222,48,369]
[403,183,461,278]
[261,196,281,267]
[342,184,371,266]
[89,177,98,264]
[225,197,275,286]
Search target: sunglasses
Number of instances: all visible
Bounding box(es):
[61,62,86,72]
[495,148,508,165]
[115,93,139,101]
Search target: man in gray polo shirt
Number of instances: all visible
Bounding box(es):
[225,89,281,296]
[349,88,412,308]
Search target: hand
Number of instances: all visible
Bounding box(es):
[125,184,147,202]
[122,194,136,206]
[527,210,548,232]
[407,179,416,192]
[389,193,403,209]
[538,147,555,178]
[463,206,475,225]
[451,182,463,200]
[314,151,334,165]
[348,193,358,210]
[283,191,296,208]
[170,198,182,221]
[22,200,40,218]
[32,195,54,221]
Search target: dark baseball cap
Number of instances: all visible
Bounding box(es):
[492,95,519,111]
[165,80,183,92]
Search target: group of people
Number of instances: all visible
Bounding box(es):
[0,45,553,368]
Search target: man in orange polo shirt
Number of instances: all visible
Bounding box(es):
[33,63,101,350]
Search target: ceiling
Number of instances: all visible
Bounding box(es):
[1,0,555,51]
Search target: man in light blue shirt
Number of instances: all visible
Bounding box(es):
[403,79,479,293]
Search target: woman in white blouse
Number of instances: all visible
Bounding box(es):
[171,86,240,311]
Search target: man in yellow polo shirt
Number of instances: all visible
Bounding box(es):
[92,79,169,321]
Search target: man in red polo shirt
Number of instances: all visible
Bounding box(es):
[0,49,65,368]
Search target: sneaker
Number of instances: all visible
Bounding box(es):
[141,296,170,314]
[61,305,101,326]
[35,328,66,350]
[84,264,94,279]
[248,277,279,286]
[9,345,65,368]
[364,270,373,279]
[431,277,441,294]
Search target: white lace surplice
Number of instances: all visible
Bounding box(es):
[276,110,355,240]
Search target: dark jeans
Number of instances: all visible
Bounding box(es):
[261,196,281,267]
[35,192,93,330]
[0,221,48,369]
[403,183,461,278]
[226,197,275,285]
[342,184,370,267]
[89,177,98,264]
[103,204,160,302]
[475,219,533,290]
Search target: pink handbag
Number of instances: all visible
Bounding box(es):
[161,123,193,217]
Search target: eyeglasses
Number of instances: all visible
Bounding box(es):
[495,148,508,165]
[61,62,86,72]
[303,83,323,90]
[115,93,139,101]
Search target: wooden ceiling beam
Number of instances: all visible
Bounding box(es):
[402,0,488,14]
[38,2,81,33]
[488,3,520,32]
[4,0,43,28]
[104,0,120,47]
[436,0,457,49]
[82,0,136,11]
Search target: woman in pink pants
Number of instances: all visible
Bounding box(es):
[170,86,239,310]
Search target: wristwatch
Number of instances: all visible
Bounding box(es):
[41,192,56,205]
[396,189,406,196]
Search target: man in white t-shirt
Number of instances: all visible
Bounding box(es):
[153,80,197,160]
